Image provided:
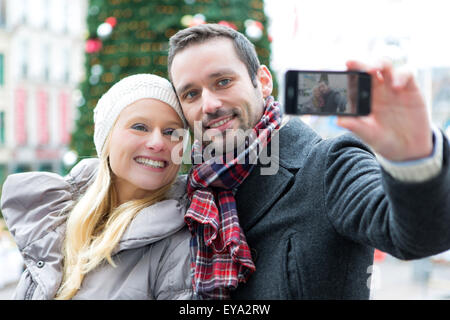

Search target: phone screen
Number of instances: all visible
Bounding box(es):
[284,70,371,116]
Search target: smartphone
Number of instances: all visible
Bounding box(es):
[284,70,371,116]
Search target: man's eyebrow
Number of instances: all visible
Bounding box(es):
[176,69,236,94]
[208,68,235,78]
[176,83,194,96]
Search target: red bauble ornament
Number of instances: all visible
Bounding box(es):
[105,17,117,28]
[254,21,263,30]
[85,38,102,53]
[218,20,237,30]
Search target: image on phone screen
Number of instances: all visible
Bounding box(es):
[284,70,371,116]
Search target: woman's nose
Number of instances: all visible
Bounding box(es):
[145,131,165,152]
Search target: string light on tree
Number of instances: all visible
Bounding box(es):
[181,15,193,27]
[180,13,206,27]
[192,13,206,27]
[91,64,103,76]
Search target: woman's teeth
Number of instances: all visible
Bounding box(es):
[209,116,233,129]
[135,157,165,168]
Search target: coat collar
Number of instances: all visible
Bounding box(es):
[114,175,189,254]
[114,198,187,254]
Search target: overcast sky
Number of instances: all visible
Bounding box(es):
[264,0,450,74]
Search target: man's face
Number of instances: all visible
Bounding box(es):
[170,38,271,150]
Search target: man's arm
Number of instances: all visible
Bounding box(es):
[324,131,450,260]
[376,126,444,183]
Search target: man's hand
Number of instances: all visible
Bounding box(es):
[337,60,433,162]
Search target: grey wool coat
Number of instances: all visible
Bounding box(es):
[230,117,450,300]
[1,158,193,300]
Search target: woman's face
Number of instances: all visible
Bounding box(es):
[107,98,184,204]
[313,87,321,98]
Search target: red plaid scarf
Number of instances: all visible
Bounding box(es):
[185,96,281,299]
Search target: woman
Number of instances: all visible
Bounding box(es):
[0,74,192,300]
[312,85,325,110]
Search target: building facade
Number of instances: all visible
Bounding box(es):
[0,0,86,193]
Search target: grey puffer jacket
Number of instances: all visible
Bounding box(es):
[0,158,193,300]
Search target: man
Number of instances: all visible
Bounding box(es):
[167,24,450,299]
[317,81,347,113]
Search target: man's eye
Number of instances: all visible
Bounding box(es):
[218,79,231,86]
[131,123,148,132]
[184,90,198,100]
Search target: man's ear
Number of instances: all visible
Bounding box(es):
[257,65,273,98]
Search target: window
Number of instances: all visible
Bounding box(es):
[0,164,5,218]
[63,48,70,84]
[0,165,7,192]
[59,91,70,144]
[36,90,49,145]
[20,41,28,79]
[0,0,5,28]
[0,111,4,146]
[15,88,27,145]
[42,0,49,29]
[14,164,32,173]
[42,44,49,82]
[0,53,3,85]
[38,163,53,172]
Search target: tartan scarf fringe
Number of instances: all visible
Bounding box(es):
[185,96,281,299]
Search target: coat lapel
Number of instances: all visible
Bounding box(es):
[235,163,294,231]
[234,117,320,232]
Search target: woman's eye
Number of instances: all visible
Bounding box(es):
[163,128,176,136]
[131,123,148,132]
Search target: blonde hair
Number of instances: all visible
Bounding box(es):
[55,136,177,300]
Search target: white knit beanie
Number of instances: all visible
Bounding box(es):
[93,74,186,156]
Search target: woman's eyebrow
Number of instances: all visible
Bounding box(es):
[163,120,184,127]
[125,116,182,128]
[124,116,149,124]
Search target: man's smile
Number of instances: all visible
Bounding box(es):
[206,115,235,130]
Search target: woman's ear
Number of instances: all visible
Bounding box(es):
[257,65,273,98]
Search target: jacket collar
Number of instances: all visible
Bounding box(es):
[114,198,186,254]
[114,176,188,254]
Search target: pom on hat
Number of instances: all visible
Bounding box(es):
[93,74,186,156]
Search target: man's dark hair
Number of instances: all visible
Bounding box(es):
[168,24,261,87]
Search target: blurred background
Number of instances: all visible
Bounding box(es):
[0,0,449,299]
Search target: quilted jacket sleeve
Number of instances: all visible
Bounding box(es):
[1,158,99,252]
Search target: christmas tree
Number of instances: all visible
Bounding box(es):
[71,0,276,165]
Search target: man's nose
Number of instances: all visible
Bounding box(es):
[145,130,165,152]
[201,89,222,115]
